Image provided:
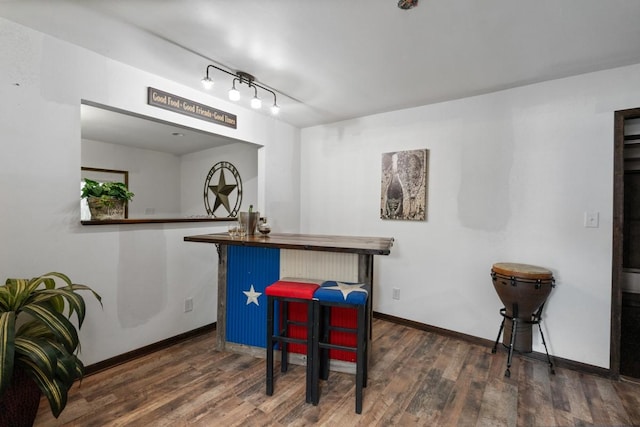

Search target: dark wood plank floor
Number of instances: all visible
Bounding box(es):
[34,319,640,426]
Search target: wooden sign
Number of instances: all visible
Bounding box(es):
[147,87,237,129]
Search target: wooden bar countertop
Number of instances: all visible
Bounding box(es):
[183,232,394,256]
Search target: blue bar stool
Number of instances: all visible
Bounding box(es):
[265,279,321,403]
[312,280,370,414]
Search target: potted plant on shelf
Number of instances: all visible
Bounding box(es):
[0,272,102,424]
[81,178,134,220]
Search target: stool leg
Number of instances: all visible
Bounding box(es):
[266,295,274,396]
[320,305,331,381]
[538,323,555,375]
[281,301,289,373]
[368,291,373,341]
[305,299,315,404]
[355,304,366,414]
[311,300,320,406]
[363,307,369,388]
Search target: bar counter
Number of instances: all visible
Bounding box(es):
[183,232,394,255]
[184,232,394,367]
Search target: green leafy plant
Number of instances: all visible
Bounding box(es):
[0,272,102,418]
[81,178,134,205]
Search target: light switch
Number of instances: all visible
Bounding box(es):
[584,211,599,228]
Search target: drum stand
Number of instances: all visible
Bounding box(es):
[492,302,555,378]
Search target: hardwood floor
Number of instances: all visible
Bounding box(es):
[34,319,640,426]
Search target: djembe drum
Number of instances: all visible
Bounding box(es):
[491,262,554,352]
[491,262,556,377]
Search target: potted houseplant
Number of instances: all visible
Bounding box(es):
[81,178,134,220]
[0,272,102,424]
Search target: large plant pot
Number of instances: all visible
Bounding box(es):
[87,196,126,220]
[0,369,42,427]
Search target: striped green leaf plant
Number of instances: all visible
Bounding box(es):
[0,272,101,418]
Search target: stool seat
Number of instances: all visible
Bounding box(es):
[265,280,321,299]
[313,280,369,305]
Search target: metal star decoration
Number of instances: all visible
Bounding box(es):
[209,169,237,215]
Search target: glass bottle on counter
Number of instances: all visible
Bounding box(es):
[385,153,404,219]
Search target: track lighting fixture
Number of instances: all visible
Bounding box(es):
[201,65,280,115]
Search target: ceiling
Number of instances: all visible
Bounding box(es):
[2,0,640,129]
[81,103,248,156]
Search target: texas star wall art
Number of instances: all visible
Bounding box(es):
[380,149,429,221]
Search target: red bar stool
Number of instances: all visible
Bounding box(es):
[265,278,321,403]
[311,280,370,414]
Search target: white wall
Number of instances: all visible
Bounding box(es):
[82,139,182,218]
[301,63,640,369]
[0,18,299,365]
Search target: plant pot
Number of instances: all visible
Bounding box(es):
[87,196,126,220]
[239,211,260,235]
[0,369,42,427]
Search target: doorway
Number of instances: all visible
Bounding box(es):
[612,108,640,378]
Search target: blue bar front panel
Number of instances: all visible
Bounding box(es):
[226,245,280,348]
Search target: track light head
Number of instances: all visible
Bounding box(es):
[228,79,241,101]
[201,76,214,90]
[250,85,261,109]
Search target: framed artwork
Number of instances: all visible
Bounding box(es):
[380,149,429,221]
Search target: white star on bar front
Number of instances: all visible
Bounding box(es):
[243,284,262,306]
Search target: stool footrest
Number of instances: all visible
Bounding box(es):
[318,342,363,353]
[325,325,358,334]
[274,336,309,345]
[287,320,308,327]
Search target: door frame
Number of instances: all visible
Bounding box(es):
[612,107,640,377]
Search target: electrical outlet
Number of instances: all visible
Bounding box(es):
[184,297,193,312]
[584,211,599,228]
[392,287,400,300]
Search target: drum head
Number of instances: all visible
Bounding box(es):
[492,262,552,280]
